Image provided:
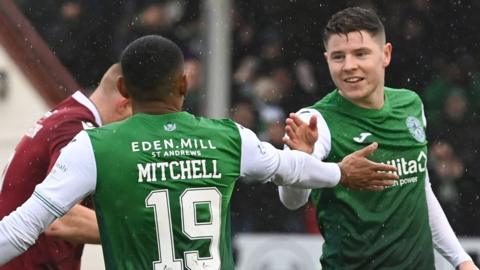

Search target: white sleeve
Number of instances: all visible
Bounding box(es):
[279,108,331,209]
[237,124,340,188]
[0,131,97,265]
[0,197,56,265]
[426,172,472,267]
[278,186,312,210]
[34,131,97,215]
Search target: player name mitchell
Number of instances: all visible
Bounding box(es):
[137,160,221,182]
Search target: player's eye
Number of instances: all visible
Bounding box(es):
[331,54,344,61]
[355,50,369,58]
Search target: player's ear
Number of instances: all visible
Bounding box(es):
[117,76,130,99]
[117,97,132,118]
[324,51,328,62]
[179,74,188,97]
[383,42,392,67]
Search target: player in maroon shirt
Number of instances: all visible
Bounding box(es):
[0,63,131,270]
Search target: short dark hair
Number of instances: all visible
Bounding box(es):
[323,7,385,46]
[120,35,184,102]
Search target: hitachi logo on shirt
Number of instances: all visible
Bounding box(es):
[384,151,427,177]
[383,151,427,188]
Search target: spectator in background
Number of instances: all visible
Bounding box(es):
[426,81,480,236]
[229,98,306,234]
[113,0,201,58]
[41,0,121,88]
[429,141,465,205]
[252,76,285,128]
[183,57,203,114]
[230,99,258,132]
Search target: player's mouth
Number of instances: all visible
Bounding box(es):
[343,76,364,84]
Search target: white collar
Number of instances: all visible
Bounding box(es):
[72,91,103,126]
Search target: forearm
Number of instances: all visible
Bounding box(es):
[272,149,340,188]
[278,186,311,210]
[45,204,100,244]
[0,196,56,265]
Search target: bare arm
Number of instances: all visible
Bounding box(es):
[457,261,479,270]
[45,204,100,244]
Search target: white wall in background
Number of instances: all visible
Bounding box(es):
[0,45,48,186]
[235,234,480,270]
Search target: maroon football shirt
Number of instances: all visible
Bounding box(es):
[0,91,101,270]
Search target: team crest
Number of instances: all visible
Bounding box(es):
[164,122,176,132]
[406,116,425,143]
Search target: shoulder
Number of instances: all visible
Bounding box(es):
[385,87,422,101]
[310,90,338,109]
[42,98,97,130]
[56,95,96,119]
[385,87,423,107]
[195,116,240,134]
[196,115,236,126]
[28,108,94,144]
[86,120,124,138]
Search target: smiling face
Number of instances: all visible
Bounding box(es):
[324,30,392,109]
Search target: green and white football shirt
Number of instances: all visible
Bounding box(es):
[88,112,242,270]
[287,88,435,269]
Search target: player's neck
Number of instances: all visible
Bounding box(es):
[133,100,182,115]
[344,88,385,110]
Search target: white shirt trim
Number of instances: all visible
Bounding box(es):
[72,91,102,126]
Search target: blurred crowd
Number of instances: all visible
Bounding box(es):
[15,0,480,236]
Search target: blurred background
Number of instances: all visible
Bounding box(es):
[1,0,479,268]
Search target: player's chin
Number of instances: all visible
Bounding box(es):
[339,87,366,101]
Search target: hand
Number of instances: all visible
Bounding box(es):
[45,204,100,244]
[338,142,398,191]
[457,261,479,270]
[283,113,318,154]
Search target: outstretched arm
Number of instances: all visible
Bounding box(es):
[45,204,100,244]
[0,195,56,265]
[237,123,397,189]
[278,141,399,208]
[283,113,397,191]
